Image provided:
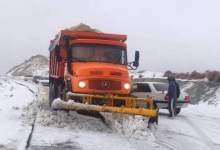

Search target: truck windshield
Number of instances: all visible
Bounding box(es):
[71,44,127,65]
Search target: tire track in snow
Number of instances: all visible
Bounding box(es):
[156,139,177,150]
[26,85,82,150]
[13,81,36,95]
[153,114,216,150]
[182,116,215,150]
[13,80,39,150]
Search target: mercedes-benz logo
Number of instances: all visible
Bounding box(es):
[101,80,111,89]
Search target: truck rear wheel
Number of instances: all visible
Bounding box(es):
[49,82,57,107]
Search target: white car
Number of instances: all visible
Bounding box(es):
[131,82,190,115]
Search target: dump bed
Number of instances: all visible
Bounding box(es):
[49,30,127,51]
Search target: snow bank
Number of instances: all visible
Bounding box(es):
[24,84,157,150]
[27,87,110,132]
[36,110,110,132]
[131,71,164,79]
[28,86,155,140]
[33,67,49,77]
[0,77,37,149]
[101,113,155,140]
[181,81,194,95]
[142,71,164,78]
[186,101,220,119]
[182,79,220,117]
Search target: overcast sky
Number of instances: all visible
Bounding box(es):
[0,0,219,74]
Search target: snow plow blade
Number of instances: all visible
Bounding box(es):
[51,92,158,117]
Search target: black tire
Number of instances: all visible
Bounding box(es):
[175,108,181,115]
[148,103,159,126]
[49,82,57,107]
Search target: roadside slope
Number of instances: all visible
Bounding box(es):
[0,76,37,149]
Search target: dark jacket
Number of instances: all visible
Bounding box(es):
[167,80,177,99]
[176,82,180,98]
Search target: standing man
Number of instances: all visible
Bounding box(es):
[167,76,178,117]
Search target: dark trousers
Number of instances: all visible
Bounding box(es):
[168,97,177,117]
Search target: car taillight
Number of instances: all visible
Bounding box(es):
[184,96,190,101]
[165,96,169,101]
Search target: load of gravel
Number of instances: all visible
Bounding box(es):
[67,23,102,33]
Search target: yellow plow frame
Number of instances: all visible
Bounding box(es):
[54,92,158,117]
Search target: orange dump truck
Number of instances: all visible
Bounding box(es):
[48,27,158,121]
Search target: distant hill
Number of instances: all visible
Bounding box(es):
[7,55,49,77]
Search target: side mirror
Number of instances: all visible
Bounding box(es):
[133,51,139,67]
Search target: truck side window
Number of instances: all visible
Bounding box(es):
[136,84,151,92]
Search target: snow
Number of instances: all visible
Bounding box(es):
[155,112,213,150]
[0,76,37,149]
[33,67,49,77]
[25,85,156,150]
[30,126,136,150]
[186,102,220,119]
[141,71,164,78]
[101,113,154,140]
[181,81,194,95]
[130,71,164,79]
[1,75,220,150]
[184,103,220,149]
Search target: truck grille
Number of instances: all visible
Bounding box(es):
[89,80,121,90]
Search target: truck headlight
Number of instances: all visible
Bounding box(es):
[124,83,131,90]
[78,81,86,88]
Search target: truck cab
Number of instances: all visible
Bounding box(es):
[48,28,157,120]
[49,30,139,102]
[69,40,130,95]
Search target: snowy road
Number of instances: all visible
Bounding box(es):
[0,77,37,150]
[0,77,220,150]
[155,110,220,150]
